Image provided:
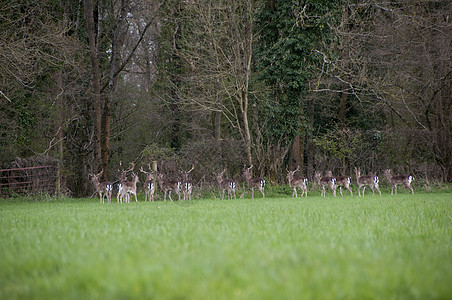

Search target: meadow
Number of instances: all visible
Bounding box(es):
[1,190,451,299]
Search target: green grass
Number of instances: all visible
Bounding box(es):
[1,192,451,299]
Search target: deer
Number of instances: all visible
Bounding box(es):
[181,165,194,200]
[314,172,337,197]
[383,169,414,195]
[354,167,381,197]
[157,172,181,201]
[326,171,353,197]
[286,166,308,198]
[216,169,236,200]
[243,165,265,199]
[117,162,134,203]
[89,169,113,203]
[120,173,139,203]
[140,165,155,201]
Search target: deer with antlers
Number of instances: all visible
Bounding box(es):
[383,169,414,195]
[120,173,139,203]
[314,172,337,197]
[181,165,194,200]
[326,171,353,197]
[286,166,308,198]
[354,167,381,197]
[243,165,265,199]
[89,170,113,203]
[216,169,236,200]
[157,173,181,201]
[140,165,155,201]
[117,162,135,203]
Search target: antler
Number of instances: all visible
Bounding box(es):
[90,169,103,178]
[126,162,135,173]
[187,165,194,173]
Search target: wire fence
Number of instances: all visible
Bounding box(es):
[0,166,57,197]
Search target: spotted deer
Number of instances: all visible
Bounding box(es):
[326,171,353,196]
[157,173,181,201]
[120,173,139,203]
[354,167,381,197]
[286,166,308,198]
[314,172,337,197]
[140,165,155,201]
[117,162,134,203]
[216,169,236,200]
[181,165,194,200]
[243,165,265,199]
[383,169,414,195]
[89,170,113,203]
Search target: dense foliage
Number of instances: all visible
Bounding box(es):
[1,0,451,196]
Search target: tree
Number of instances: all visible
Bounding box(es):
[254,0,343,176]
[157,0,261,166]
[316,1,452,181]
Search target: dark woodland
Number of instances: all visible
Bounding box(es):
[1,0,451,197]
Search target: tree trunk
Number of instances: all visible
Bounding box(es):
[241,108,253,166]
[213,111,221,143]
[102,93,111,180]
[54,70,64,196]
[290,135,301,170]
[102,0,130,181]
[84,0,102,172]
[242,4,253,167]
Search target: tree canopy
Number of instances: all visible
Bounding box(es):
[1,0,450,196]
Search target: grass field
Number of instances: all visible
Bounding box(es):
[1,191,451,299]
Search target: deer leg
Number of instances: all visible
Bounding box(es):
[369,185,375,196]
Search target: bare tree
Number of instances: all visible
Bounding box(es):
[313,1,452,181]
[161,0,262,166]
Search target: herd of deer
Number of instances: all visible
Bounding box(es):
[89,163,413,204]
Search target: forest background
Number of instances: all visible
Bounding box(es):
[0,0,451,197]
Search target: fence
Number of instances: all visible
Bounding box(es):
[0,165,57,197]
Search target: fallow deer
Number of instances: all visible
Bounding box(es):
[181,165,194,200]
[326,171,353,196]
[354,167,381,197]
[117,162,134,203]
[89,170,113,203]
[383,169,414,195]
[157,173,181,201]
[140,165,155,201]
[286,166,308,198]
[120,173,139,203]
[216,169,236,200]
[243,165,265,199]
[314,172,337,197]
